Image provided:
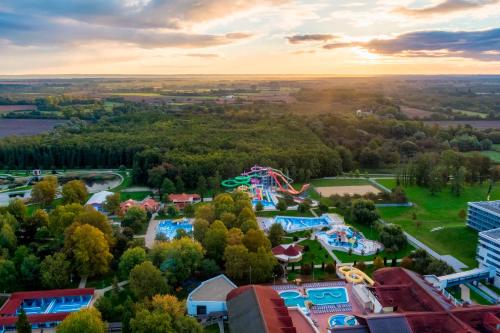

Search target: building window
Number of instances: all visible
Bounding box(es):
[197,305,207,315]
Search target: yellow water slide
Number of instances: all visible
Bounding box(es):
[338,265,375,286]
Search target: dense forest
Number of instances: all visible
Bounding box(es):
[1,97,500,189]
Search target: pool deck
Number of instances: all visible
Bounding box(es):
[311,283,364,333]
[275,282,365,333]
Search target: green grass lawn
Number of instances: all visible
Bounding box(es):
[298,239,333,265]
[112,170,133,192]
[309,178,372,187]
[375,178,499,268]
[204,324,230,333]
[86,272,117,289]
[287,268,338,282]
[120,191,153,201]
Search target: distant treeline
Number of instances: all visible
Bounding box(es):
[1,101,500,187]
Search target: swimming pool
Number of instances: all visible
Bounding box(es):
[280,287,349,307]
[273,215,332,232]
[329,314,358,327]
[156,219,193,240]
[18,295,92,315]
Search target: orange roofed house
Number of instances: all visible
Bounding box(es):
[168,193,201,210]
[120,198,160,215]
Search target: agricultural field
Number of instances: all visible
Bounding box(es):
[375,178,499,268]
[452,109,488,119]
[0,105,37,113]
[0,119,65,137]
[399,106,435,119]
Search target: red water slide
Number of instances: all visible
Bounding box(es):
[268,170,310,195]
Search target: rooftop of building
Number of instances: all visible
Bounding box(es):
[168,193,200,201]
[188,274,237,302]
[480,227,500,240]
[470,200,500,215]
[227,285,296,333]
[85,190,114,206]
[233,268,500,333]
[0,288,95,316]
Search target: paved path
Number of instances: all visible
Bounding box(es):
[92,281,129,304]
[379,219,468,271]
[478,283,500,303]
[122,186,152,192]
[145,213,159,249]
[316,236,342,264]
[78,276,87,288]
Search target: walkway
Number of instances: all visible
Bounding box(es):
[92,281,129,303]
[121,186,152,192]
[379,219,468,271]
[478,283,500,303]
[78,276,87,288]
[145,213,159,249]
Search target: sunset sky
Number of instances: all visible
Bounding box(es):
[1,0,500,75]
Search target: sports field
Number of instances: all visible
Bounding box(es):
[315,185,381,196]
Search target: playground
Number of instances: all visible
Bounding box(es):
[221,165,312,210]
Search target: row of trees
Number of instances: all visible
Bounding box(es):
[397,150,495,196]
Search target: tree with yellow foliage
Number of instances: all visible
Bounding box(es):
[130,294,202,333]
[61,180,88,204]
[31,176,58,207]
[64,224,112,277]
[57,308,106,333]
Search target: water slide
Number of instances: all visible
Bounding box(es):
[338,266,375,286]
[268,169,310,195]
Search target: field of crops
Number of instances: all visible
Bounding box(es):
[0,119,65,137]
[0,105,37,113]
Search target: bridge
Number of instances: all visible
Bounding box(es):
[426,267,496,290]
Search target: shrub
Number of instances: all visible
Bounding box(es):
[355,261,366,271]
[301,263,312,275]
[325,262,336,274]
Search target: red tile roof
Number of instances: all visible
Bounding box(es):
[227,285,297,333]
[168,193,200,202]
[272,244,303,257]
[0,288,94,316]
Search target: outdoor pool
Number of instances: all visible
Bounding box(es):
[329,314,358,327]
[280,287,349,307]
[156,219,193,240]
[273,215,332,232]
[19,295,92,315]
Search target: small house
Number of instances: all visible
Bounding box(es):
[187,274,237,317]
